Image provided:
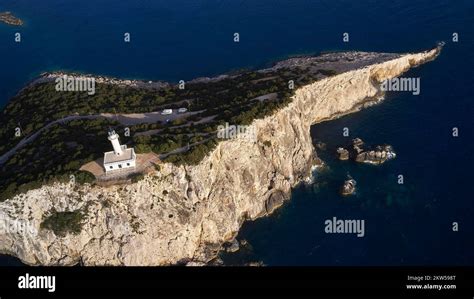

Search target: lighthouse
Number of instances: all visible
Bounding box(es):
[108,130,123,156]
[103,129,136,173]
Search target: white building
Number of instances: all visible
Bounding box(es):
[103,130,136,173]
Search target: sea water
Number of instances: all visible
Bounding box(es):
[0,0,473,266]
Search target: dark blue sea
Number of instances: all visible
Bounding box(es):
[1,0,473,266]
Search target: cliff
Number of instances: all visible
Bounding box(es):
[0,47,440,265]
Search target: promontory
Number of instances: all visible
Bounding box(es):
[0,44,442,265]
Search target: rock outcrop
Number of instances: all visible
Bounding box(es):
[0,12,23,26]
[340,178,357,196]
[349,138,397,165]
[0,46,441,265]
[336,147,350,160]
[355,144,396,164]
[352,138,365,154]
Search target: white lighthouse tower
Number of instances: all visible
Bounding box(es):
[108,130,123,156]
[103,129,136,173]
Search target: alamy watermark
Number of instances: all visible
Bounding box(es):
[0,218,37,236]
[18,273,56,293]
[324,217,365,237]
[55,75,96,95]
[217,122,257,142]
[380,77,420,95]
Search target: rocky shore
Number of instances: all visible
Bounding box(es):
[25,72,170,91]
[0,46,441,266]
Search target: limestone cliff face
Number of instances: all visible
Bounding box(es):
[0,47,440,266]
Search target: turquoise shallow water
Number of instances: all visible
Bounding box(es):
[1,0,473,265]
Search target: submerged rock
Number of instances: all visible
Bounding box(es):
[246,261,265,267]
[224,238,240,253]
[315,141,327,151]
[352,138,365,154]
[0,12,24,26]
[314,157,324,166]
[336,147,350,160]
[186,261,207,266]
[240,239,249,247]
[341,177,357,196]
[208,258,224,266]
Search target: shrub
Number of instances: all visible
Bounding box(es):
[74,170,96,184]
[131,173,145,183]
[40,209,84,237]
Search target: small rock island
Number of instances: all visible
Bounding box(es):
[352,138,396,165]
[341,176,357,196]
[336,138,396,165]
[0,12,23,26]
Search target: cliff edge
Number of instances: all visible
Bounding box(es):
[0,46,441,265]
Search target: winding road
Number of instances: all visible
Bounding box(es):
[0,111,213,165]
[0,114,101,165]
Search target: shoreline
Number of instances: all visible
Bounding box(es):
[8,49,405,100]
[3,42,444,110]
[0,45,442,266]
[0,89,385,266]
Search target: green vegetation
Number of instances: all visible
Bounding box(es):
[134,134,192,154]
[0,118,114,201]
[131,173,145,183]
[317,69,338,77]
[0,60,339,201]
[74,170,96,184]
[164,139,219,165]
[40,209,84,237]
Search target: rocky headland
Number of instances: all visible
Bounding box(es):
[0,45,441,265]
